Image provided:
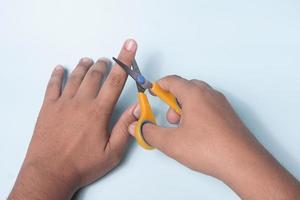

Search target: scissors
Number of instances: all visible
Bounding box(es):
[112,57,182,150]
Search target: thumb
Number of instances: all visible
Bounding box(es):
[128,122,176,153]
[109,103,138,155]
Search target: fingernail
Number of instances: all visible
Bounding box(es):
[97,57,110,66]
[128,122,137,136]
[55,65,63,71]
[133,105,140,118]
[80,57,93,64]
[124,39,137,52]
[128,103,136,113]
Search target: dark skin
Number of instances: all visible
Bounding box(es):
[9,39,300,200]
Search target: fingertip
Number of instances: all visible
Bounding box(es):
[79,57,94,65]
[54,64,64,72]
[166,108,181,124]
[52,64,65,78]
[149,89,157,96]
[133,104,140,119]
[128,121,137,136]
[126,102,138,117]
[124,39,138,52]
[156,75,191,107]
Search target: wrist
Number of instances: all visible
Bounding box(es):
[9,160,79,200]
[217,139,300,199]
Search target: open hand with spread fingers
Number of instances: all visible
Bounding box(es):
[9,39,138,200]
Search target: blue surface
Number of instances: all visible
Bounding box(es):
[1,0,300,199]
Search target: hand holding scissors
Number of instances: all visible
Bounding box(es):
[113,57,181,150]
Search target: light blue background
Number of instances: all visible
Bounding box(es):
[1,0,300,199]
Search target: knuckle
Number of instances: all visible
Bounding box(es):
[76,64,90,72]
[158,75,183,87]
[190,82,211,95]
[215,90,226,99]
[190,79,211,89]
[49,71,61,83]
[69,74,83,83]
[54,100,65,111]
[70,98,82,110]
[92,101,111,117]
[190,83,202,93]
[108,73,123,88]
[90,69,104,79]
[88,106,100,118]
[190,79,202,85]
[51,70,61,78]
[96,59,109,68]
[164,74,182,81]
[117,120,130,136]
[47,79,58,88]
[201,81,211,88]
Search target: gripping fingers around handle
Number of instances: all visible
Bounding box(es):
[151,83,182,115]
[134,93,156,150]
[135,120,155,150]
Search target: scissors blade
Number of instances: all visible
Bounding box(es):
[112,57,153,90]
[132,59,141,74]
[112,57,137,77]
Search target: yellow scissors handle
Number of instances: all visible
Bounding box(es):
[134,84,181,150]
[134,92,156,150]
[151,83,182,115]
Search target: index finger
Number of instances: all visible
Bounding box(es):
[155,75,192,106]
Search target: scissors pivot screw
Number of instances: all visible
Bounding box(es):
[137,75,145,84]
